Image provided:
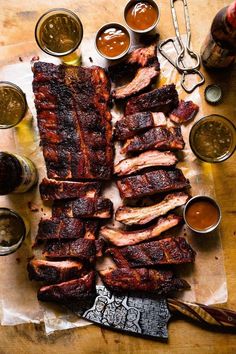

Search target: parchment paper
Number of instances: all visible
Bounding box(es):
[0,35,227,334]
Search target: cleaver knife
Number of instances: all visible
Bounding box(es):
[71,285,236,340]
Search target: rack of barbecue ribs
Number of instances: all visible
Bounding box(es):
[33,62,113,180]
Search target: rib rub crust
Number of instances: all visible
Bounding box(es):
[33,62,113,180]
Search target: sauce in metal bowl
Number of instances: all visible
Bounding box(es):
[190,115,236,162]
[125,1,159,32]
[96,23,130,60]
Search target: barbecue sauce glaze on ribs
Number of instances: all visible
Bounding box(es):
[33,62,113,180]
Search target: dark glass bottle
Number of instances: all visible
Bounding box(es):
[201,1,236,68]
[0,152,38,195]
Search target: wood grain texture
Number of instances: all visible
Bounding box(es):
[0,0,236,353]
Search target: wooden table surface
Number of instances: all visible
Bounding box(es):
[0,0,236,353]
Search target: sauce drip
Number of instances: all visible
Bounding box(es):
[97,27,130,58]
[185,199,220,231]
[125,1,158,31]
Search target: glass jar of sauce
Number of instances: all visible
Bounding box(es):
[95,23,131,60]
[0,208,27,256]
[124,0,160,33]
[189,115,236,163]
[183,196,221,234]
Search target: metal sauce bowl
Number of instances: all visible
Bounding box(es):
[183,195,221,234]
[124,0,160,33]
[95,23,131,60]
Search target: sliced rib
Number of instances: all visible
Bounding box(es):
[43,239,96,263]
[35,218,84,241]
[112,66,160,100]
[33,62,113,180]
[116,192,189,225]
[52,197,113,219]
[169,100,199,124]
[108,44,159,81]
[114,112,166,141]
[37,271,95,304]
[84,220,100,240]
[117,168,190,199]
[125,84,179,115]
[106,237,196,267]
[27,259,87,283]
[122,126,185,154]
[115,150,177,176]
[100,268,190,294]
[100,214,182,246]
[39,178,102,201]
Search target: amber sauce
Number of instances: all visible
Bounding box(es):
[125,2,158,31]
[185,199,220,231]
[97,27,130,58]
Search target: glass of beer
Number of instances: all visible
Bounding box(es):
[35,8,83,66]
[0,82,27,129]
[0,208,27,256]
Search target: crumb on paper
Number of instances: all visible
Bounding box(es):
[215,256,219,260]
[28,201,39,212]
[89,57,93,63]
[19,56,23,62]
[31,55,39,63]
[16,257,21,263]
[41,208,44,212]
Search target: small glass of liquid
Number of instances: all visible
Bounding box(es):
[190,115,236,163]
[0,208,27,256]
[35,8,83,66]
[0,82,27,129]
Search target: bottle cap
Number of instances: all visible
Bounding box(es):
[204,85,223,104]
[227,1,236,28]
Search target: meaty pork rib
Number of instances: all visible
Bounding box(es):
[100,268,190,294]
[106,237,196,267]
[33,62,113,180]
[28,259,87,283]
[39,178,102,201]
[108,44,160,82]
[125,84,179,115]
[116,192,189,225]
[52,197,113,219]
[169,100,199,124]
[38,271,95,304]
[35,218,85,242]
[117,169,190,199]
[43,239,96,263]
[114,150,177,176]
[100,214,182,246]
[114,112,166,141]
[122,126,185,154]
[84,220,100,240]
[112,66,160,100]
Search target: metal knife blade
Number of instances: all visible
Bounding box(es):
[77,285,171,339]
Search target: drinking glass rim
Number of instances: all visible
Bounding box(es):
[189,114,236,163]
[35,8,84,57]
[0,81,27,129]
